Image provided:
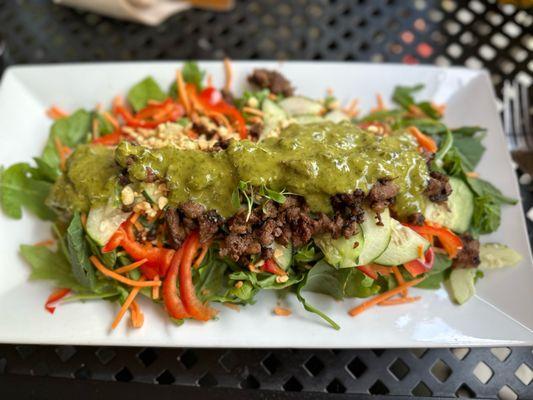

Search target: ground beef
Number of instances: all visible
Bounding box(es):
[453,234,481,269]
[366,179,399,212]
[165,208,188,249]
[406,212,426,226]
[192,121,217,139]
[198,210,224,243]
[180,201,206,219]
[248,122,263,140]
[330,190,365,223]
[219,233,262,261]
[211,139,230,152]
[145,167,157,183]
[247,69,294,96]
[221,88,234,105]
[118,171,130,186]
[426,171,452,203]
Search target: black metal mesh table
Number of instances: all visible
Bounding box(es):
[0,0,532,399]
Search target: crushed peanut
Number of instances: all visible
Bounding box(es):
[234,281,244,289]
[246,97,259,108]
[157,196,168,210]
[120,186,135,205]
[275,275,289,284]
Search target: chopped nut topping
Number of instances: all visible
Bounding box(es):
[121,186,135,205]
[275,275,289,284]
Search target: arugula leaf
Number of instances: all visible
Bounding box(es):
[341,268,381,298]
[32,157,60,182]
[415,253,452,289]
[392,84,424,109]
[229,270,302,290]
[95,112,115,135]
[452,126,486,137]
[453,135,485,171]
[66,213,96,288]
[182,61,206,90]
[20,244,86,292]
[294,243,319,264]
[417,101,441,120]
[41,110,92,173]
[296,262,341,330]
[259,185,287,204]
[360,109,404,123]
[86,235,117,269]
[234,89,271,109]
[471,195,501,234]
[434,129,453,161]
[467,177,517,205]
[0,163,55,220]
[127,77,167,112]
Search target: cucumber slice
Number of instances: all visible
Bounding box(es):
[357,208,392,265]
[324,110,349,123]
[314,229,364,269]
[279,96,325,116]
[292,115,325,125]
[272,243,293,270]
[142,182,164,205]
[450,268,476,305]
[424,177,473,233]
[374,219,430,266]
[261,99,287,137]
[479,243,522,269]
[86,204,130,246]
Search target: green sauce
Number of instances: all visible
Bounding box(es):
[50,122,429,218]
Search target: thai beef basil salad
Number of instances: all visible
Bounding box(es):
[0,61,523,330]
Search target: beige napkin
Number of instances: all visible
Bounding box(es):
[54,0,233,26]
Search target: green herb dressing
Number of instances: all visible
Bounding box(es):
[49,122,429,218]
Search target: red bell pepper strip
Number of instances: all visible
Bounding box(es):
[357,265,378,280]
[192,86,247,139]
[45,288,71,314]
[92,130,123,146]
[403,247,435,277]
[261,259,286,276]
[357,264,392,280]
[102,222,175,279]
[179,231,218,321]
[405,224,462,258]
[162,247,190,320]
[114,102,184,129]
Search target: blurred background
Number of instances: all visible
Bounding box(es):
[0,1,532,399]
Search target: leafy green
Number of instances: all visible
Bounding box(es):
[0,163,55,220]
[95,112,115,135]
[127,77,166,112]
[360,109,404,123]
[234,89,271,109]
[182,61,206,90]
[453,135,485,171]
[20,244,86,292]
[415,253,452,289]
[392,84,424,109]
[467,177,517,205]
[434,129,453,161]
[229,270,302,290]
[294,243,319,264]
[41,110,92,172]
[452,126,486,137]
[259,185,287,204]
[86,235,117,269]
[341,268,381,298]
[300,261,343,300]
[32,157,60,182]
[66,213,96,288]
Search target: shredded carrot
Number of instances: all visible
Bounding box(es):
[92,117,100,140]
[417,244,425,259]
[248,263,258,273]
[431,102,446,116]
[407,104,425,118]
[134,220,144,232]
[370,94,386,112]
[176,70,191,115]
[152,275,160,300]
[114,258,148,274]
[34,239,55,247]
[206,110,233,131]
[223,57,233,92]
[103,111,120,130]
[248,116,263,125]
[242,107,264,117]
[80,213,87,227]
[130,300,144,328]
[268,93,278,101]
[90,256,161,287]
[193,244,210,269]
[112,96,124,112]
[466,171,479,178]
[348,276,425,317]
[206,74,214,87]
[378,296,421,306]
[54,136,70,171]
[274,306,292,316]
[407,126,437,153]
[223,303,241,312]
[433,247,447,255]
[111,281,143,329]
[129,212,140,224]
[344,99,360,117]
[391,266,407,298]
[46,106,68,120]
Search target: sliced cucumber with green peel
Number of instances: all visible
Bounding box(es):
[86,204,130,246]
[357,208,392,266]
[479,243,522,270]
[279,96,325,116]
[292,115,325,125]
[374,219,430,266]
[261,99,287,137]
[450,268,476,305]
[272,243,293,270]
[424,177,473,233]
[324,110,349,123]
[314,229,364,269]
[142,182,164,205]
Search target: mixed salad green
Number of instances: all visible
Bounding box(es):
[0,61,523,329]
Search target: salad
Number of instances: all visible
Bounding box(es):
[0,61,523,330]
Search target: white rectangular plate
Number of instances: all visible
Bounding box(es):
[0,62,532,348]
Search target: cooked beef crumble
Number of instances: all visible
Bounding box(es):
[426,171,452,203]
[247,69,294,97]
[452,234,481,269]
[366,179,399,213]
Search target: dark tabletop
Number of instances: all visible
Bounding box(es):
[0,0,532,399]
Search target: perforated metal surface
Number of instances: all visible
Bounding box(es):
[1,0,533,398]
